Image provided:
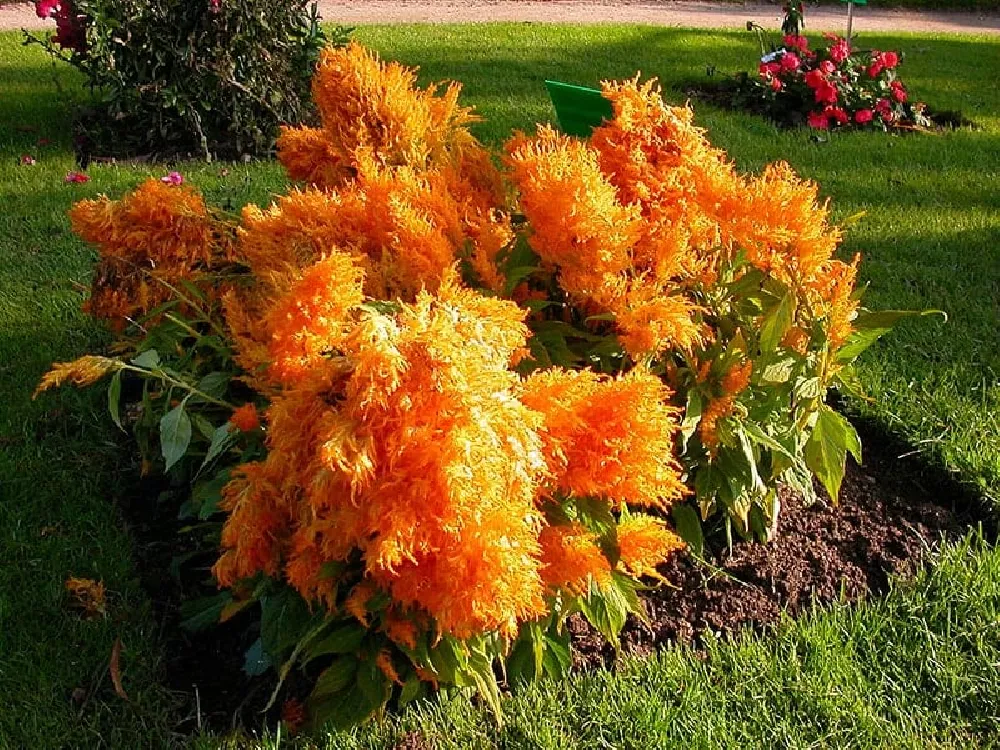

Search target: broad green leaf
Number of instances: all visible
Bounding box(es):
[201,423,236,470]
[260,588,315,657]
[132,349,160,369]
[179,591,231,631]
[465,647,503,724]
[672,503,704,556]
[835,309,945,364]
[197,371,229,399]
[304,623,366,663]
[680,388,703,446]
[108,370,124,431]
[398,674,425,706]
[542,633,572,679]
[759,356,797,384]
[759,291,795,353]
[193,467,231,519]
[311,655,357,697]
[160,404,192,471]
[804,405,862,501]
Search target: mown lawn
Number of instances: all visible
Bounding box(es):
[1,23,998,749]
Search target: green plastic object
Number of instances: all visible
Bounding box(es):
[840,0,867,5]
[544,80,613,137]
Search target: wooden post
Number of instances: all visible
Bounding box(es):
[846,1,854,43]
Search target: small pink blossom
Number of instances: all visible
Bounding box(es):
[781,52,801,72]
[819,60,836,75]
[829,38,851,64]
[20,155,37,166]
[65,171,89,183]
[881,51,899,69]
[770,77,783,92]
[854,109,874,124]
[807,111,829,130]
[160,171,184,186]
[35,0,59,18]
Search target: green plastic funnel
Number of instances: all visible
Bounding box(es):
[544,80,613,137]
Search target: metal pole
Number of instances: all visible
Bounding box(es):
[846,1,854,43]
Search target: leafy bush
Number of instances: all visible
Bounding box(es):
[748,33,929,130]
[36,43,926,732]
[27,0,344,159]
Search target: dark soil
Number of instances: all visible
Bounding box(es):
[119,412,993,734]
[569,415,994,668]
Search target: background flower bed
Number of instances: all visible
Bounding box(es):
[2,23,998,748]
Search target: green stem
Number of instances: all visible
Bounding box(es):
[118,363,234,410]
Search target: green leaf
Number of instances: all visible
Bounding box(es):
[201,423,236,470]
[304,623,366,663]
[759,357,797,384]
[243,637,272,677]
[311,655,358,697]
[193,467,231,519]
[197,371,229,400]
[132,349,161,369]
[541,632,572,680]
[160,404,192,471]
[804,405,862,501]
[680,388,703,447]
[398,674,426,706]
[672,504,704,557]
[260,588,315,658]
[759,291,795,353]
[179,591,231,631]
[108,370,124,431]
[835,309,945,364]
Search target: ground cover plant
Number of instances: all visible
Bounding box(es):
[2,23,999,749]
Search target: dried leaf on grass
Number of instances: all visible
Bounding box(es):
[110,637,129,701]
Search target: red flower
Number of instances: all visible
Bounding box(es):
[814,81,838,104]
[868,62,883,78]
[854,108,874,124]
[881,109,896,123]
[825,106,849,125]
[804,69,826,89]
[780,52,801,72]
[890,81,907,102]
[881,51,899,68]
[20,155,37,166]
[829,38,851,64]
[34,0,59,18]
[758,62,780,78]
[875,97,892,113]
[819,60,835,75]
[770,77,783,92]
[783,35,809,52]
[807,111,829,129]
[65,171,89,183]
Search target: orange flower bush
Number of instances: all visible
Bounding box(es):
[38,44,918,731]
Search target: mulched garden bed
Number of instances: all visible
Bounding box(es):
[119,411,993,733]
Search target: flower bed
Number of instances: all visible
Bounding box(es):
[35,43,926,733]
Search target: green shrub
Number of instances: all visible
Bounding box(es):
[27,0,347,160]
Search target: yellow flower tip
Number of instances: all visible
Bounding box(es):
[616,514,686,580]
[34,356,119,399]
[65,576,107,619]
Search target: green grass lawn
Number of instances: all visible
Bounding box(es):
[1,23,998,749]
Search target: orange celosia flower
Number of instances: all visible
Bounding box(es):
[229,403,260,432]
[520,367,687,509]
[616,513,685,579]
[34,355,119,397]
[537,523,612,595]
[505,125,641,299]
[276,125,353,189]
[70,179,234,327]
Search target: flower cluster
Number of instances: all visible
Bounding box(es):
[42,43,898,730]
[754,34,927,130]
[34,0,87,53]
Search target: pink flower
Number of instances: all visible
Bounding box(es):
[770,77,783,92]
[758,62,781,78]
[781,53,801,72]
[807,111,829,129]
[34,0,59,18]
[868,62,884,78]
[160,171,184,186]
[875,98,892,113]
[65,171,89,183]
[819,60,836,75]
[891,81,907,102]
[854,108,874,124]
[829,38,851,64]
[20,155,37,166]
[881,51,899,69]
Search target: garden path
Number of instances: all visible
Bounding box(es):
[2,0,999,34]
